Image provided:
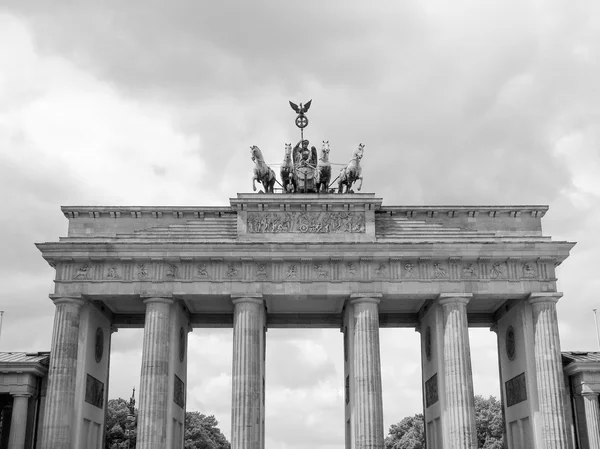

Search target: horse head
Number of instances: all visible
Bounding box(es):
[353,143,364,161]
[250,145,263,163]
[284,143,292,160]
[320,140,330,161]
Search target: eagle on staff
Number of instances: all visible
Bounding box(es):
[289,99,312,115]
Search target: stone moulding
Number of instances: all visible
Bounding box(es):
[246,211,366,234]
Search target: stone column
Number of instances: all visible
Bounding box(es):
[137,297,174,449]
[582,393,600,449]
[350,294,384,449]
[8,394,31,449]
[39,295,84,448]
[528,293,569,448]
[439,293,477,449]
[231,296,265,449]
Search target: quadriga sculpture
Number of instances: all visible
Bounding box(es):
[251,145,276,193]
[338,143,364,193]
[315,140,331,194]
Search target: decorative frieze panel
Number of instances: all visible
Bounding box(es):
[505,372,527,407]
[246,211,366,234]
[425,373,439,407]
[56,258,555,283]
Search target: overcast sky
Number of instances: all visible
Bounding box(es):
[1,1,599,448]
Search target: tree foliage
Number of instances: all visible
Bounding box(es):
[105,398,230,449]
[385,395,504,449]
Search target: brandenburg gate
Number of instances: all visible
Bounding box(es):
[36,193,574,449]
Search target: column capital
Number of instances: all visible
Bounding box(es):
[581,391,600,398]
[438,293,473,306]
[49,294,85,307]
[349,293,382,305]
[141,296,174,306]
[231,295,264,306]
[527,292,563,306]
[11,393,32,399]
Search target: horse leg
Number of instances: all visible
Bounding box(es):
[253,176,257,192]
[357,176,363,191]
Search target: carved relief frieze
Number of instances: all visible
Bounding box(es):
[226,263,240,279]
[74,264,91,280]
[314,263,329,279]
[404,263,417,279]
[461,263,477,279]
[374,263,388,279]
[246,211,365,234]
[196,263,210,279]
[56,257,553,284]
[136,263,150,280]
[256,263,269,280]
[521,263,537,279]
[490,262,506,279]
[165,263,179,279]
[345,262,358,278]
[106,265,120,279]
[433,263,448,279]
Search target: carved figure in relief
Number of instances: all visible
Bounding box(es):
[286,264,299,279]
[461,263,477,278]
[346,262,357,277]
[404,263,416,278]
[314,264,329,279]
[251,145,276,193]
[375,263,387,277]
[256,263,268,279]
[106,266,120,279]
[74,264,90,279]
[433,263,447,278]
[226,264,239,278]
[338,144,364,193]
[522,263,536,278]
[137,264,149,279]
[197,264,209,278]
[166,264,178,278]
[315,141,332,193]
[490,263,505,279]
[280,143,297,193]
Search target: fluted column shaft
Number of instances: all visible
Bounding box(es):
[582,393,600,449]
[136,297,173,449]
[440,294,477,449]
[8,394,31,449]
[529,293,569,449]
[40,296,84,448]
[231,297,265,449]
[351,295,384,449]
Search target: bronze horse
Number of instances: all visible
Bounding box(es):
[316,140,331,193]
[251,145,276,193]
[338,144,364,193]
[280,143,296,193]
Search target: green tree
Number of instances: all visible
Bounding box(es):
[184,412,230,449]
[385,413,425,449]
[385,395,504,449]
[105,398,136,449]
[104,398,230,449]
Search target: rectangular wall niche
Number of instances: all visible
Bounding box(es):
[425,373,438,407]
[85,373,105,409]
[505,372,527,407]
[174,374,185,408]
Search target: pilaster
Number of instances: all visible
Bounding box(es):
[8,394,31,449]
[527,292,569,449]
[439,293,477,449]
[349,294,384,449]
[39,295,84,449]
[137,296,174,449]
[231,296,266,449]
